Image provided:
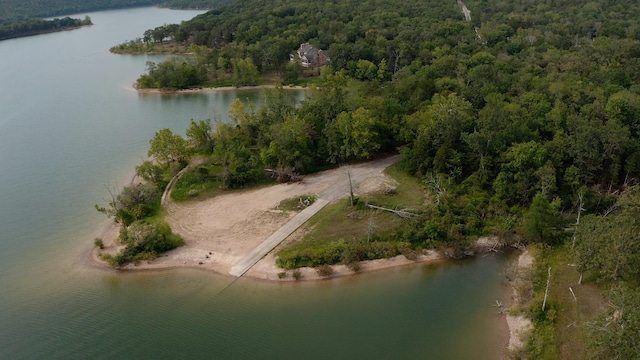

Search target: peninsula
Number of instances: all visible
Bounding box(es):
[91,155,446,281]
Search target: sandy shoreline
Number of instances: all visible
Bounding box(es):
[135,84,308,94]
[505,249,534,354]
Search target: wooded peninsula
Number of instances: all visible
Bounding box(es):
[91,0,640,358]
[0,16,93,41]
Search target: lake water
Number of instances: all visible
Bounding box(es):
[0,7,511,359]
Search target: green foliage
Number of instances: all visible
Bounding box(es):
[260,114,315,173]
[185,119,214,155]
[588,283,640,360]
[276,239,401,270]
[137,58,207,90]
[282,61,303,83]
[329,107,381,162]
[135,160,167,189]
[112,219,184,267]
[93,237,104,249]
[148,128,189,167]
[524,193,563,245]
[212,122,264,188]
[232,58,259,87]
[576,187,640,282]
[494,142,549,205]
[95,182,160,227]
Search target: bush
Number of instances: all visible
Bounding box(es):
[94,237,104,249]
[348,262,361,272]
[108,219,184,268]
[316,264,334,277]
[398,242,418,260]
[292,269,302,280]
[171,165,223,201]
[276,239,403,269]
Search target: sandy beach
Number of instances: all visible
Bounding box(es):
[505,249,534,354]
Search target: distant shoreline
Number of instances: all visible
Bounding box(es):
[134,84,308,94]
[0,24,91,42]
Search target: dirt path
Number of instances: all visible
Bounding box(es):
[126,155,400,275]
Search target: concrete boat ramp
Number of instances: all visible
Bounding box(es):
[228,198,329,277]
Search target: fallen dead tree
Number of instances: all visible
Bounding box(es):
[366,204,420,219]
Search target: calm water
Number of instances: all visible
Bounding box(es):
[0,7,510,359]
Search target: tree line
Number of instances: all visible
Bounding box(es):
[0,16,92,41]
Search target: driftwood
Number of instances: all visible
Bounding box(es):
[542,266,551,312]
[366,204,420,219]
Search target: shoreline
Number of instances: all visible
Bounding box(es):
[89,235,447,281]
[89,221,513,282]
[505,248,534,355]
[134,84,308,94]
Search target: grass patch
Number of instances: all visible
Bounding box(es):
[300,165,425,240]
[524,245,605,360]
[276,194,316,211]
[370,164,425,208]
[171,164,276,202]
[276,166,429,269]
[171,164,226,202]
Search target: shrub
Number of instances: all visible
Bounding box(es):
[399,242,418,260]
[108,219,184,268]
[277,239,404,269]
[348,262,361,272]
[292,269,302,280]
[94,237,104,249]
[277,195,317,211]
[316,264,334,277]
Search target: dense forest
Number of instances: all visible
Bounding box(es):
[98,0,640,357]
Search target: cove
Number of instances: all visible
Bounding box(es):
[0,7,510,359]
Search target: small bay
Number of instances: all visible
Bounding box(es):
[0,7,510,359]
